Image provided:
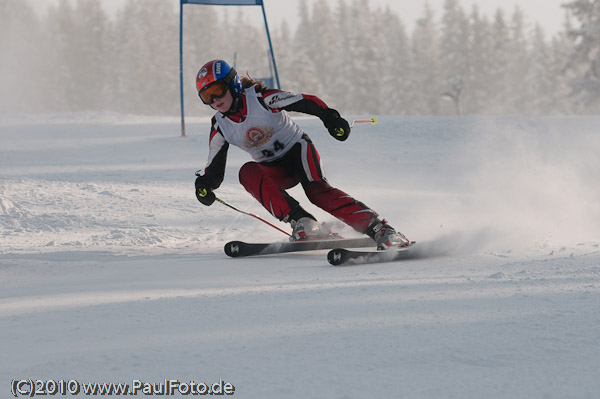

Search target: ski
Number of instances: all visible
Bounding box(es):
[225,236,375,258]
[327,244,417,266]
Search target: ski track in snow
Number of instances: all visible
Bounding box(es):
[1,114,600,398]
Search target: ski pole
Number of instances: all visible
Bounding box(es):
[350,117,377,128]
[215,197,291,237]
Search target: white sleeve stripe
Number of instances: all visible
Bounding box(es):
[300,139,315,182]
[205,131,227,171]
[264,92,304,109]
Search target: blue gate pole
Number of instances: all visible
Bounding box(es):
[260,2,280,89]
[179,0,186,137]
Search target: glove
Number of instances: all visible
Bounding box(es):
[195,175,216,206]
[323,108,351,141]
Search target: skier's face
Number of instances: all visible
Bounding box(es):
[209,89,234,113]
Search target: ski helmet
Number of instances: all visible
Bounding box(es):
[196,60,242,104]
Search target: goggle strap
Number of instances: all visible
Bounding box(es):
[223,67,237,87]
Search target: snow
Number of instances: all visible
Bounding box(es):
[1,114,599,398]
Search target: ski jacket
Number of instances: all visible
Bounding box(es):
[201,85,333,189]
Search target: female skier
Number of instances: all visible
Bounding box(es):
[194,59,409,250]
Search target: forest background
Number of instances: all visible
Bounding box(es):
[1,0,599,116]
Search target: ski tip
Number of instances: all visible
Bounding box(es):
[224,241,244,257]
[327,242,417,266]
[327,248,350,266]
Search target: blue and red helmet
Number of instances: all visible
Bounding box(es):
[196,59,242,104]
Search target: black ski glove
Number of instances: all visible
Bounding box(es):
[323,108,351,141]
[195,175,216,206]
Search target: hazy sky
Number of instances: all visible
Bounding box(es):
[48,0,568,35]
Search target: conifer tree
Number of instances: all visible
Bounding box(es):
[182,4,221,116]
[506,6,531,113]
[529,25,558,114]
[467,5,493,113]
[440,0,469,114]
[71,0,110,111]
[488,9,511,114]
[562,0,600,111]
[379,8,411,115]
[0,0,42,112]
[410,4,440,114]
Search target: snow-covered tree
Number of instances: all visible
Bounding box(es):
[71,0,110,111]
[286,0,323,96]
[562,0,600,111]
[181,4,221,117]
[487,9,512,114]
[2,0,595,116]
[307,0,340,105]
[506,6,532,113]
[345,0,387,113]
[0,0,42,112]
[528,25,558,113]
[439,0,469,114]
[379,7,411,115]
[271,20,293,91]
[46,0,81,112]
[113,0,179,114]
[328,0,354,108]
[550,13,578,113]
[466,5,494,113]
[409,4,440,114]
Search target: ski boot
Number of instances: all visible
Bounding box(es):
[367,219,410,250]
[290,217,332,242]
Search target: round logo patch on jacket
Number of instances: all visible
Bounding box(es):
[245,126,274,148]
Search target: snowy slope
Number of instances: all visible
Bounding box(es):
[1,114,599,398]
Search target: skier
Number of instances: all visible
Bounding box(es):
[194,59,409,250]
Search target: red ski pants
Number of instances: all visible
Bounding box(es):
[238,136,377,233]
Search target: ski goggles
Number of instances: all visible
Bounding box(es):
[198,81,229,105]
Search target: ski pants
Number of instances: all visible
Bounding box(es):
[238,135,377,233]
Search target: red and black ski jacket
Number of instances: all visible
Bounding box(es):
[201,85,333,189]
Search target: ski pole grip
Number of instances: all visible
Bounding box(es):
[350,117,377,128]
